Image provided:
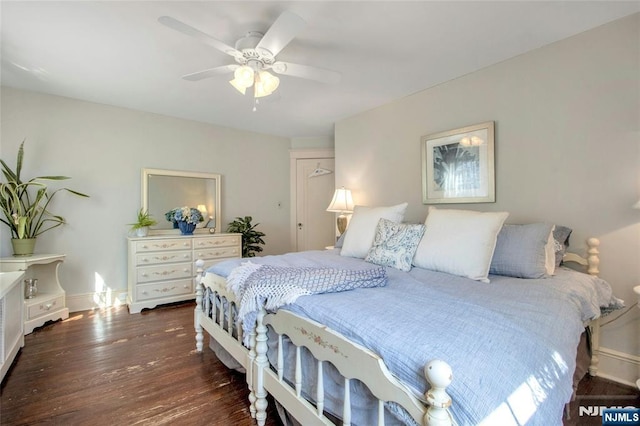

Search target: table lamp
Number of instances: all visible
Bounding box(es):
[326,187,354,235]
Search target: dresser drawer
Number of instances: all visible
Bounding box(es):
[27,295,65,320]
[195,246,241,261]
[136,250,192,266]
[134,239,192,253]
[193,235,241,250]
[136,280,193,301]
[136,263,192,283]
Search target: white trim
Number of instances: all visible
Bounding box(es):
[595,346,640,388]
[289,149,335,251]
[66,290,128,313]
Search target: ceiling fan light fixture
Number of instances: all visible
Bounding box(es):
[254,80,270,98]
[229,78,247,95]
[259,71,280,93]
[233,65,255,88]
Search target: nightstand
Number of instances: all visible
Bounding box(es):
[0,254,69,335]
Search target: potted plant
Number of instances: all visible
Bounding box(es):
[0,141,89,256]
[226,216,266,258]
[167,206,203,235]
[129,208,157,237]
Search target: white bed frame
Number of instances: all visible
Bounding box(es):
[194,238,602,426]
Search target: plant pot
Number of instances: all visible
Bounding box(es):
[135,226,149,237]
[177,221,196,235]
[11,238,36,256]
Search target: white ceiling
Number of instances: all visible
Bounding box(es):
[2,1,638,139]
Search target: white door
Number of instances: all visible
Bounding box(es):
[293,157,336,252]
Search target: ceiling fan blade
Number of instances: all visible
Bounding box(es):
[158,16,242,59]
[182,65,238,81]
[256,11,306,57]
[272,61,341,85]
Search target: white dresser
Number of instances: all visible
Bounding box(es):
[127,233,241,314]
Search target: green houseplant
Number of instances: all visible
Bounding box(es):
[129,208,157,237]
[226,216,266,258]
[0,141,89,255]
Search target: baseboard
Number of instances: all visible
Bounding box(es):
[597,346,640,388]
[66,290,128,313]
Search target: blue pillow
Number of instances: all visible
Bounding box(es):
[490,223,554,279]
[365,219,425,272]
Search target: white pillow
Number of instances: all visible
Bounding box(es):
[413,207,509,282]
[340,203,408,258]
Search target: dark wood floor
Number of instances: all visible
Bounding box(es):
[1,301,637,425]
[0,301,279,426]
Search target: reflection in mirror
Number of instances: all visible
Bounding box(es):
[142,168,221,235]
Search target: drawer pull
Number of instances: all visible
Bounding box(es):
[43,303,53,311]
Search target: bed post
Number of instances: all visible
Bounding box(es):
[424,360,453,426]
[586,238,600,376]
[248,319,257,419]
[563,238,601,376]
[194,259,205,352]
[586,237,600,276]
[254,307,269,426]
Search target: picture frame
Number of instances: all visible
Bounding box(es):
[421,121,495,204]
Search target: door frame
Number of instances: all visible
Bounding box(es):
[289,149,335,251]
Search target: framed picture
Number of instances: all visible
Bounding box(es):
[421,121,495,204]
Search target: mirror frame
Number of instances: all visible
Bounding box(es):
[142,168,222,235]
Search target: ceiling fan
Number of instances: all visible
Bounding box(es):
[158,11,341,103]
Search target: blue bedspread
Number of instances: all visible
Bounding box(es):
[208,249,621,425]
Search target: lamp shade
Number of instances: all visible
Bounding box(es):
[327,187,354,213]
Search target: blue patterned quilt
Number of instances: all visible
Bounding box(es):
[209,249,622,425]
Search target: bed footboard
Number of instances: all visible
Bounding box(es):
[194,259,258,418]
[255,307,453,426]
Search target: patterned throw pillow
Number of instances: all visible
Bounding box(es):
[365,218,426,271]
[553,225,572,266]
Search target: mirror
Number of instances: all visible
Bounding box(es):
[142,168,221,235]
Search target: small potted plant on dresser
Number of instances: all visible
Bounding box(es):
[0,141,89,256]
[128,208,157,237]
[226,216,266,257]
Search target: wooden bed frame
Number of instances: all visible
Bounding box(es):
[194,238,603,426]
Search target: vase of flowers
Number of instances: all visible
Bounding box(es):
[1,141,89,256]
[167,206,203,235]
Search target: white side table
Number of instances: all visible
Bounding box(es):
[0,254,69,335]
[0,270,24,383]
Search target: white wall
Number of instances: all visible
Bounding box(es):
[335,14,639,383]
[0,87,292,308]
[291,136,334,150]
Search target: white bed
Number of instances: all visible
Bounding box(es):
[193,207,621,426]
